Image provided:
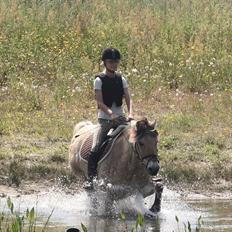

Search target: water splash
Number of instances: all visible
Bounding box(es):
[1,185,230,231]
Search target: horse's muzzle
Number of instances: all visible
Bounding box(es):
[147,160,160,176]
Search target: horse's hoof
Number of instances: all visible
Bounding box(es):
[149,205,160,213]
[144,211,156,219]
[83,180,94,191]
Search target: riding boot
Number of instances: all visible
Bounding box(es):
[83,151,99,190]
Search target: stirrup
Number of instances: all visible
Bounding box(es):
[83,180,94,191]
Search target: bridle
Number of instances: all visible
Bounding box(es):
[131,130,159,166]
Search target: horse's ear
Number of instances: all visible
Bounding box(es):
[150,120,156,130]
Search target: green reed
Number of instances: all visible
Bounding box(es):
[0,197,52,232]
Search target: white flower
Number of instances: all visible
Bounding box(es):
[132,68,138,73]
[75,86,81,92]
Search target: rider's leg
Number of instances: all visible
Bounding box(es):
[84,119,113,190]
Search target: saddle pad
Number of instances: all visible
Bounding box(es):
[79,125,128,163]
[80,133,93,161]
[79,130,120,163]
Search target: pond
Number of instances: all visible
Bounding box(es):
[0,187,231,232]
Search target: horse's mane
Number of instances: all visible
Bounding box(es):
[128,117,156,142]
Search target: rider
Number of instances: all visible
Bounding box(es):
[83,47,133,190]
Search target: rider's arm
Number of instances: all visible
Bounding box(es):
[95,89,114,117]
[124,88,133,119]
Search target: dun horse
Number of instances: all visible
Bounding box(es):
[69,117,163,215]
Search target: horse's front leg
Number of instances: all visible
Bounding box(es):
[149,181,164,213]
[137,182,157,218]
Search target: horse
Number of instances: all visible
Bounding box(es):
[69,117,163,216]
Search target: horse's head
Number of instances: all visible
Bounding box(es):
[130,117,159,176]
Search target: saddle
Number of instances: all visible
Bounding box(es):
[79,124,128,163]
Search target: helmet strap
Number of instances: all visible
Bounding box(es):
[106,67,115,73]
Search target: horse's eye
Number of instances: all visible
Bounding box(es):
[139,142,144,146]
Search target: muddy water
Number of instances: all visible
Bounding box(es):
[0,187,231,232]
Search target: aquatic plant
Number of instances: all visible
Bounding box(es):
[174,215,203,232]
[0,197,53,232]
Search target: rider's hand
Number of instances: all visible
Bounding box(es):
[110,113,118,120]
[127,114,134,122]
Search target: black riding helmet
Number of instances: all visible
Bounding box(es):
[101,47,121,61]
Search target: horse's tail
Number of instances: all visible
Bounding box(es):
[73,121,93,137]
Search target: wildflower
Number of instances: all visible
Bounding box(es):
[75,86,81,92]
[132,68,138,73]
[208,62,214,67]
[186,58,191,64]
[1,86,8,91]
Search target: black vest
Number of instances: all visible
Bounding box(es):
[95,73,124,107]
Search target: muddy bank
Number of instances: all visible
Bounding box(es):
[1,178,232,201]
[0,134,231,198]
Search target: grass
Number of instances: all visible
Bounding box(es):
[0,0,232,189]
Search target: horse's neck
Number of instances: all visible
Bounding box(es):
[124,128,150,177]
[119,130,143,169]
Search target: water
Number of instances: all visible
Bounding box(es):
[0,186,231,232]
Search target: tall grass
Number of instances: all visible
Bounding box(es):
[0,0,231,184]
[0,0,231,93]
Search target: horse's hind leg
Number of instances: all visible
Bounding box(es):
[87,192,100,215]
[104,193,115,217]
[150,182,163,213]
